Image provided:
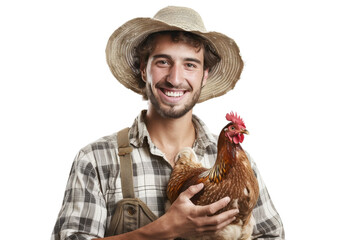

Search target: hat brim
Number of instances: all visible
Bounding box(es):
[106,17,243,103]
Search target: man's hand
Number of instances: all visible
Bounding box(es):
[96,183,238,240]
[162,183,239,238]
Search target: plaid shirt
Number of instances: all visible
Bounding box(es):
[52,111,284,240]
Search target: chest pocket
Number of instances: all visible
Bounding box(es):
[105,128,158,236]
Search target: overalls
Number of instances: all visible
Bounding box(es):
[105,128,158,236]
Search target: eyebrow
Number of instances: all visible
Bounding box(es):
[184,57,202,64]
[152,54,202,64]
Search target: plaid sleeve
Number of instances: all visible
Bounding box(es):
[51,150,107,240]
[247,153,285,239]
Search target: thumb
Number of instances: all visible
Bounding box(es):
[181,183,204,200]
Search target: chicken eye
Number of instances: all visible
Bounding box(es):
[230,126,236,130]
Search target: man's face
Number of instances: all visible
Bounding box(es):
[142,34,209,119]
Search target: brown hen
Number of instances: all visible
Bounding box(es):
[167,112,259,240]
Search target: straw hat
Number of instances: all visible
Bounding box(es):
[106,6,243,103]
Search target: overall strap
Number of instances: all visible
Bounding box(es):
[117,127,135,199]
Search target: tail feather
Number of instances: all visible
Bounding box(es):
[175,147,202,169]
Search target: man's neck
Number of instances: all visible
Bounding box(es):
[145,107,196,165]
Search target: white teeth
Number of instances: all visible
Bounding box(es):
[165,91,184,97]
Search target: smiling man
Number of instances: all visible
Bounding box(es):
[141,32,210,166]
[143,33,208,119]
[52,6,284,240]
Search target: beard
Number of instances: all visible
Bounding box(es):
[145,79,203,119]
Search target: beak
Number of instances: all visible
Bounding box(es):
[242,129,249,135]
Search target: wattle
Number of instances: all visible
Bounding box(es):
[233,134,244,144]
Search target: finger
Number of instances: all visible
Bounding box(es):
[206,209,239,225]
[201,215,237,233]
[202,208,239,226]
[196,196,231,216]
[180,183,204,200]
[195,209,238,233]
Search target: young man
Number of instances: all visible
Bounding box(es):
[52,6,284,240]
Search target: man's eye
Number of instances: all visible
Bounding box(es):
[156,60,169,66]
[186,63,196,68]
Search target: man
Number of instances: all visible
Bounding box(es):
[52,6,284,240]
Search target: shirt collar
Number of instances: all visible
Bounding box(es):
[128,110,149,148]
[128,110,218,159]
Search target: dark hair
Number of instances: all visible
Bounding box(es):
[133,31,221,99]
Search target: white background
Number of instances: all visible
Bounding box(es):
[1,0,359,239]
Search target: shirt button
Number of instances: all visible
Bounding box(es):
[127,206,136,215]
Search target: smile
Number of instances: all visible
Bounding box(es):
[163,90,185,97]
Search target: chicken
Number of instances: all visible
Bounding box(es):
[166,112,259,240]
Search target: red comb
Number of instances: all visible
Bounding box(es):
[226,112,246,128]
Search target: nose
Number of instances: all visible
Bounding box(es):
[166,64,183,87]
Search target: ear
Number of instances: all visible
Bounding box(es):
[141,70,147,82]
[202,68,209,87]
[140,63,147,82]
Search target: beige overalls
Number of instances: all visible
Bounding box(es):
[105,128,158,236]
